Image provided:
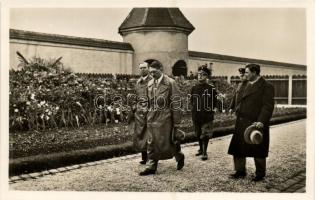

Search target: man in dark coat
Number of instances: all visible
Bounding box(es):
[229,67,248,114]
[228,63,274,182]
[191,65,217,160]
[128,62,152,164]
[139,60,185,176]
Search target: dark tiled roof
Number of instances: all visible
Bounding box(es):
[189,51,306,69]
[10,29,134,51]
[119,8,195,35]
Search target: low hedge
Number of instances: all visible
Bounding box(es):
[9,113,306,176]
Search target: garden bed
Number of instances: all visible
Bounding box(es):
[9,108,306,176]
[10,107,305,159]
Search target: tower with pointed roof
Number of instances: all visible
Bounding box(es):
[119,8,195,76]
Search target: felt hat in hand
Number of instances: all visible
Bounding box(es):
[244,124,263,144]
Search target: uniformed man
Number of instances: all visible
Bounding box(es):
[190,65,218,160]
[229,67,248,114]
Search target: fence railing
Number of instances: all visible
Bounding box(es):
[74,73,307,105]
[230,75,306,105]
[292,75,307,105]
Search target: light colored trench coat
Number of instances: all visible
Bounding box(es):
[146,75,182,160]
[129,75,152,152]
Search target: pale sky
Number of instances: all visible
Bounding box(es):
[10,8,306,65]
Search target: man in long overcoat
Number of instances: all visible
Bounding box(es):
[228,63,274,182]
[128,62,152,164]
[139,60,185,176]
[229,67,248,114]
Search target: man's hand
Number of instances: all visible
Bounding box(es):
[253,122,264,129]
[229,109,233,114]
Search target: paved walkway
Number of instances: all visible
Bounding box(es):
[9,120,306,192]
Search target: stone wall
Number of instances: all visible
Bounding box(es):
[188,53,306,77]
[10,39,134,74]
[10,29,306,77]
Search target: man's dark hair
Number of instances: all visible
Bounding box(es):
[238,68,245,74]
[245,63,260,75]
[198,65,211,77]
[149,60,163,70]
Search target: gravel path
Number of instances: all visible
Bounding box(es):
[10,120,306,192]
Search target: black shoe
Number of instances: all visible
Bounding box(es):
[177,155,185,170]
[195,151,202,156]
[252,175,265,182]
[201,154,208,161]
[229,171,247,179]
[139,160,147,165]
[139,169,156,176]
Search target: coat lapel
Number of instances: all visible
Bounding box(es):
[147,75,169,99]
[241,77,264,99]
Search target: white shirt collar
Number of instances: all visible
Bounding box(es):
[137,75,149,84]
[142,75,149,81]
[154,74,164,87]
[249,76,261,84]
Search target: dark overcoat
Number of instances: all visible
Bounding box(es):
[146,75,182,160]
[191,82,217,125]
[228,77,274,158]
[229,81,248,113]
[129,75,152,152]
[190,82,217,139]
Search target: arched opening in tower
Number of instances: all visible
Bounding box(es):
[172,60,187,77]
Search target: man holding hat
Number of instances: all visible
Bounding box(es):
[228,63,274,182]
[128,62,152,165]
[139,60,185,176]
[190,65,218,160]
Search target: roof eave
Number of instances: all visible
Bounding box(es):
[119,26,194,36]
[188,50,306,69]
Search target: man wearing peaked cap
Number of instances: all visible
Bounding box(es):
[228,63,275,182]
[190,65,218,161]
[229,67,248,114]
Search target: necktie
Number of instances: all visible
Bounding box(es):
[154,79,158,88]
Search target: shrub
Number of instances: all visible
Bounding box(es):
[10,56,137,131]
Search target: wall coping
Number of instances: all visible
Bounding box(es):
[189,50,306,70]
[10,29,134,51]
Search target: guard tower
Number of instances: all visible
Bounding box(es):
[119,8,195,76]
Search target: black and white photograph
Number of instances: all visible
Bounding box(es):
[0,1,314,200]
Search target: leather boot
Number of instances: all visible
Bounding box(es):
[195,139,203,156]
[140,151,148,165]
[201,139,209,161]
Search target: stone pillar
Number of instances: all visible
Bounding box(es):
[227,76,231,84]
[288,75,293,105]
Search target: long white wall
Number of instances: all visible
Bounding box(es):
[9,38,306,77]
[10,39,134,74]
